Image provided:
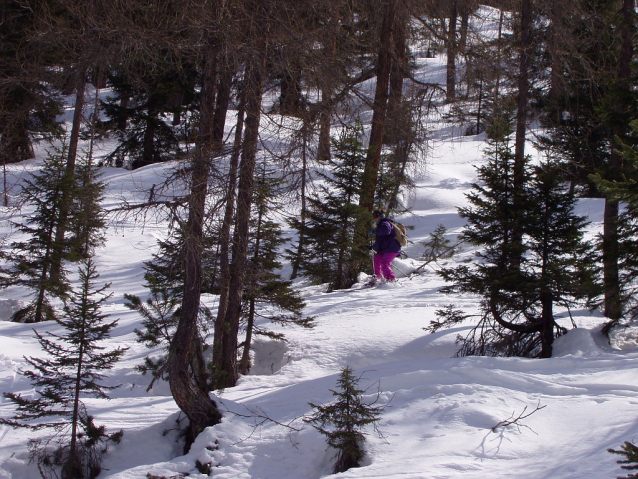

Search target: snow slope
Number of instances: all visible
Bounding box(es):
[1,130,636,479]
[1,15,638,479]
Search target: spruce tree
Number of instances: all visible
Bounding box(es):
[4,148,73,322]
[290,123,369,290]
[609,441,638,479]
[238,164,314,374]
[306,367,383,474]
[125,289,181,390]
[67,159,106,260]
[594,120,638,326]
[1,259,126,479]
[3,148,106,323]
[435,137,597,357]
[125,221,216,390]
[100,63,198,169]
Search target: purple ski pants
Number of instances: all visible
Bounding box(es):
[373,252,399,281]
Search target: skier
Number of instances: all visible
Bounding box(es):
[368,208,401,283]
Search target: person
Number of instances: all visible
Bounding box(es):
[368,208,401,282]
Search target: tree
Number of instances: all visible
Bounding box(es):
[359,0,401,212]
[609,441,638,479]
[540,0,638,323]
[167,42,223,450]
[100,65,197,169]
[238,163,315,374]
[290,123,370,290]
[306,367,384,474]
[594,120,638,326]
[434,136,597,357]
[3,147,106,323]
[1,259,125,479]
[4,149,73,323]
[0,0,63,169]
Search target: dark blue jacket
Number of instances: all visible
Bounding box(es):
[373,218,401,253]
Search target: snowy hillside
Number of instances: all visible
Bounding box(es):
[2,117,638,479]
[2,12,638,479]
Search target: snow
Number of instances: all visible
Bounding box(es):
[1,9,638,478]
[2,140,637,479]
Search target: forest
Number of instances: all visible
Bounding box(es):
[1,1,638,478]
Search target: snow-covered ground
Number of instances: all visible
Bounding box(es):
[2,13,638,478]
[1,122,636,478]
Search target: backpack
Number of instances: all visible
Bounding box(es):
[392,221,408,247]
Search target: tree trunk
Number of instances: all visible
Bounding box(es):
[239,178,266,375]
[213,91,245,383]
[540,289,554,358]
[511,0,531,269]
[50,68,87,286]
[445,1,458,103]
[238,298,255,375]
[603,0,633,321]
[317,32,337,163]
[217,56,265,389]
[359,0,398,212]
[290,122,309,280]
[168,48,222,451]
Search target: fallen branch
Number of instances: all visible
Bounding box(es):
[491,401,546,434]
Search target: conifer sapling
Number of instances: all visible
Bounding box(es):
[305,367,384,474]
[1,259,126,479]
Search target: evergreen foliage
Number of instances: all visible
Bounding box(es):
[595,120,638,325]
[609,441,638,479]
[125,289,181,390]
[126,233,215,390]
[420,224,460,264]
[306,367,384,474]
[143,221,218,301]
[239,163,314,373]
[3,148,107,323]
[0,0,63,165]
[67,159,106,260]
[4,148,72,322]
[100,66,197,169]
[1,259,126,479]
[289,123,370,290]
[435,136,598,357]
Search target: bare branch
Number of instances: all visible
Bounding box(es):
[491,401,546,434]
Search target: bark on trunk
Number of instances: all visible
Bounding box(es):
[213,91,245,382]
[359,0,398,211]
[50,68,87,286]
[445,1,458,103]
[603,0,633,321]
[217,57,264,389]
[511,0,531,270]
[540,290,554,358]
[168,49,222,451]
[290,123,309,280]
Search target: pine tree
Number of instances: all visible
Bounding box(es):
[238,164,314,374]
[594,120,638,326]
[3,148,106,323]
[4,148,73,322]
[306,367,384,474]
[290,123,369,290]
[435,137,597,357]
[126,222,216,391]
[0,0,63,167]
[99,59,198,169]
[609,441,638,479]
[67,159,106,260]
[1,259,126,479]
[125,289,180,390]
